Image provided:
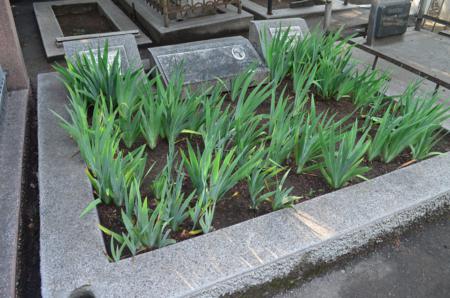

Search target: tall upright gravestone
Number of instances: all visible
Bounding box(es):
[366,0,411,45]
[148,36,268,91]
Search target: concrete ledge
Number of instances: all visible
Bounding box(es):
[0,89,29,297]
[241,0,356,20]
[33,0,152,60]
[38,72,450,297]
[115,0,253,44]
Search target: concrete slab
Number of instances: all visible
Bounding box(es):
[33,0,152,60]
[39,71,450,297]
[350,46,450,131]
[0,89,29,297]
[352,29,450,89]
[116,0,254,44]
[241,0,356,20]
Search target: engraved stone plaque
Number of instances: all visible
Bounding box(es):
[367,0,411,43]
[249,18,309,58]
[148,36,268,90]
[63,34,142,71]
[78,45,126,70]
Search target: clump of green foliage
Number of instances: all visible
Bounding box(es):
[319,122,371,189]
[368,83,449,163]
[55,32,450,262]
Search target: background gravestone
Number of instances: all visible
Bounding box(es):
[367,0,411,45]
[0,67,6,114]
[63,34,143,72]
[249,18,310,59]
[148,36,269,90]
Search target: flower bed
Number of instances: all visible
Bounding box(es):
[54,30,450,262]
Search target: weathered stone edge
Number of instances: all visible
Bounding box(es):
[187,192,450,297]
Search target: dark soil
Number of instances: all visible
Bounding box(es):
[15,84,41,298]
[53,3,118,36]
[12,0,49,296]
[95,83,450,259]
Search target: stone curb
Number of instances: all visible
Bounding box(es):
[38,72,450,298]
[0,89,29,297]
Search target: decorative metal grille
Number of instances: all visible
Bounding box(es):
[144,0,242,27]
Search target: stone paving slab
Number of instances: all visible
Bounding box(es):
[352,29,450,89]
[38,72,450,298]
[350,46,450,131]
[0,89,29,297]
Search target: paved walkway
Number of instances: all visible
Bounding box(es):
[272,215,450,298]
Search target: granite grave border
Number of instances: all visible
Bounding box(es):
[115,0,254,44]
[38,71,450,297]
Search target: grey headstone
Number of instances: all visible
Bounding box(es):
[0,67,6,113]
[367,0,411,44]
[148,36,269,90]
[63,34,142,72]
[249,18,310,59]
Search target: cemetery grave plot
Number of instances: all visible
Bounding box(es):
[52,29,450,261]
[52,3,118,36]
[33,0,151,60]
[115,0,253,44]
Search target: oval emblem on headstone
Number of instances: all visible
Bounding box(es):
[232,46,246,60]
